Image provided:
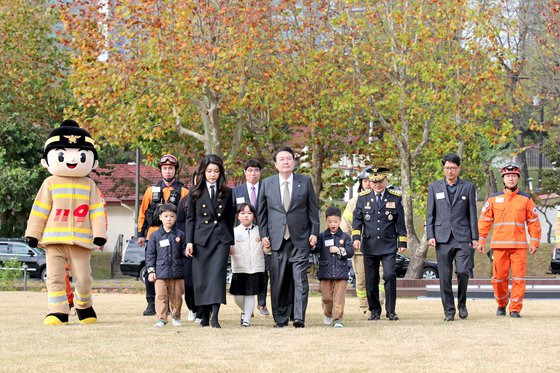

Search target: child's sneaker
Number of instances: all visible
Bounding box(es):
[333,321,344,328]
[154,320,167,328]
[172,318,182,326]
[323,316,333,326]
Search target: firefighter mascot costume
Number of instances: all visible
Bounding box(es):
[25,119,107,326]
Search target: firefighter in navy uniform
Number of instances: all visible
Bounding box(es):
[137,154,189,316]
[352,167,407,321]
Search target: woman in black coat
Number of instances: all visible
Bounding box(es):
[185,154,234,328]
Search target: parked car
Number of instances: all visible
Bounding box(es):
[396,252,439,279]
[345,252,439,283]
[0,238,47,281]
[550,246,560,274]
[120,237,233,284]
[120,238,147,283]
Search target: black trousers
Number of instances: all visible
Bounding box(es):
[269,239,309,325]
[257,254,271,307]
[145,279,155,304]
[364,252,397,315]
[436,235,473,316]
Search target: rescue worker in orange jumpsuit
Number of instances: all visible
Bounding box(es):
[476,163,541,318]
[137,154,189,316]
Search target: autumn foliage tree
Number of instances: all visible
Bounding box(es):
[59,0,284,162]
[258,1,368,199]
[0,0,71,236]
[343,0,512,277]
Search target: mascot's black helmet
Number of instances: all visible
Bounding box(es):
[43,119,98,160]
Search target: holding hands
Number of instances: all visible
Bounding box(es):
[309,235,317,248]
[329,246,340,254]
[185,243,193,257]
[262,237,271,249]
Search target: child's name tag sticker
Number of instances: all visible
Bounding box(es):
[152,186,161,193]
[495,197,505,203]
[236,235,245,242]
[324,239,335,247]
[236,197,245,204]
[436,192,445,199]
[159,239,170,247]
[386,202,396,209]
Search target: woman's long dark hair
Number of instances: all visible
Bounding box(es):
[190,154,228,201]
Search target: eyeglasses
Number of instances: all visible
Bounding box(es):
[443,166,458,171]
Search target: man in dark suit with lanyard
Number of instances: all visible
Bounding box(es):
[426,153,478,321]
[257,146,320,328]
[352,167,407,321]
[232,159,270,316]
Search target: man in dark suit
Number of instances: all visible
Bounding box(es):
[426,153,478,321]
[257,146,320,328]
[232,159,270,316]
[352,167,407,321]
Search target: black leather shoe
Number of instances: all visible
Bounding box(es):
[387,313,399,321]
[143,302,156,316]
[211,322,222,328]
[293,319,305,328]
[459,306,468,319]
[368,313,380,321]
[200,317,210,327]
[274,323,287,328]
[510,311,521,318]
[444,314,454,322]
[496,307,506,316]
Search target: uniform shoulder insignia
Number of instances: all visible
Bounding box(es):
[388,189,402,196]
[517,190,531,198]
[358,190,372,197]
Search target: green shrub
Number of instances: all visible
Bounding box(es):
[0,257,23,289]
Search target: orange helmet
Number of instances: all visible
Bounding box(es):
[501,162,521,177]
[157,154,179,170]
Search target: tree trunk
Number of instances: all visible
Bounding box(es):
[513,117,530,191]
[509,77,529,191]
[193,90,222,157]
[309,139,324,206]
[484,162,498,200]
[399,155,423,278]
[407,231,429,279]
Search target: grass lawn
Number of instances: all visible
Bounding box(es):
[1,291,558,372]
[91,251,113,279]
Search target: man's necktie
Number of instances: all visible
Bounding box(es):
[283,181,290,239]
[250,186,257,207]
[376,193,382,209]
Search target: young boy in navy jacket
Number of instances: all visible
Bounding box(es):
[312,206,354,328]
[146,203,186,327]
